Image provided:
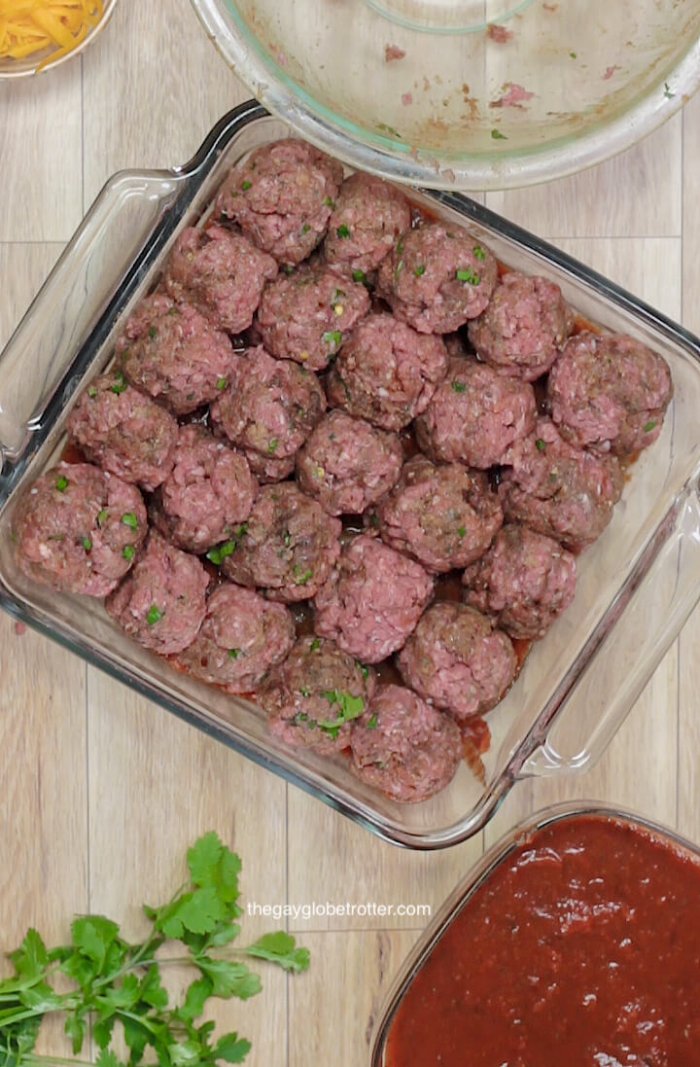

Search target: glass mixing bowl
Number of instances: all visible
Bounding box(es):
[190,0,700,190]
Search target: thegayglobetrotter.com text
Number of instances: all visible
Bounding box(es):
[246,900,432,922]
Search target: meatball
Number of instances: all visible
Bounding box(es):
[255,262,370,371]
[313,533,433,663]
[12,462,146,597]
[547,331,673,456]
[163,225,278,334]
[105,530,209,655]
[210,345,326,470]
[215,138,344,266]
[415,356,537,469]
[259,635,374,756]
[296,410,404,516]
[500,417,624,549]
[376,456,503,573]
[221,482,341,603]
[462,523,577,640]
[175,582,295,693]
[377,223,498,334]
[326,312,448,431]
[397,603,516,721]
[150,425,257,553]
[350,683,462,803]
[467,272,573,381]
[115,290,236,416]
[245,450,296,485]
[322,172,411,275]
[67,370,177,491]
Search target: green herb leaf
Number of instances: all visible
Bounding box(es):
[535,438,547,452]
[491,128,508,140]
[323,196,336,209]
[367,714,379,730]
[82,537,93,552]
[110,372,128,395]
[317,690,365,737]
[414,264,426,276]
[473,245,487,261]
[310,638,321,652]
[351,269,366,283]
[97,508,109,527]
[451,380,467,393]
[322,330,343,349]
[122,545,136,562]
[214,1032,252,1063]
[9,929,49,982]
[71,916,120,972]
[88,385,98,398]
[178,976,212,1023]
[55,475,69,493]
[267,438,279,455]
[121,512,139,530]
[643,419,657,433]
[216,377,229,391]
[292,566,313,585]
[228,648,241,660]
[241,180,253,191]
[455,267,480,285]
[197,958,261,1000]
[457,526,467,538]
[148,325,158,340]
[336,224,351,239]
[243,932,311,974]
[146,604,163,626]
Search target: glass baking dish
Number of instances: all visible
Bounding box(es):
[1,101,699,850]
[369,800,700,1063]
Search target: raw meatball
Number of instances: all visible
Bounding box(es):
[210,345,326,470]
[115,290,236,415]
[175,582,295,693]
[350,683,462,803]
[377,223,498,334]
[547,331,673,455]
[377,456,503,573]
[326,312,448,431]
[150,425,257,553]
[313,533,433,663]
[322,172,411,275]
[415,356,537,468]
[462,523,577,640]
[163,224,278,334]
[260,635,374,756]
[245,450,297,485]
[105,530,209,655]
[215,138,343,265]
[13,462,146,597]
[500,417,624,549]
[67,370,177,491]
[296,410,404,516]
[467,272,572,380]
[256,262,370,371]
[397,603,516,721]
[221,482,341,603]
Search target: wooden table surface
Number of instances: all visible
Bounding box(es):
[1,2,699,1064]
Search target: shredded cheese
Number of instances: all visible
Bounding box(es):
[0,0,104,68]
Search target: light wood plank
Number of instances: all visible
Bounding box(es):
[0,65,83,241]
[486,114,682,239]
[86,670,288,1066]
[678,90,700,844]
[82,0,249,205]
[288,930,419,1067]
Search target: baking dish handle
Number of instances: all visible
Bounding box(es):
[517,481,700,778]
[0,168,189,464]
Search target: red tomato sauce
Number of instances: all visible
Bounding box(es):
[384,814,700,1066]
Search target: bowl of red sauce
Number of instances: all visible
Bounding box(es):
[372,802,700,1066]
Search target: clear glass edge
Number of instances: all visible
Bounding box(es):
[369,800,700,1064]
[189,0,700,190]
[0,0,119,79]
[1,101,699,850]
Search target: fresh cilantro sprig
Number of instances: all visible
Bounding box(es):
[0,833,309,1067]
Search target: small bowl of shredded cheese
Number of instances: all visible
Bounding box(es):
[0,0,117,77]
